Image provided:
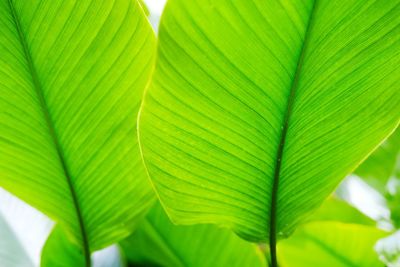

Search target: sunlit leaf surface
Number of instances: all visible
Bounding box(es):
[139,0,400,248]
[0,1,156,263]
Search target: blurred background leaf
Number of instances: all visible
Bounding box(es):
[121,202,266,267]
[277,222,387,267]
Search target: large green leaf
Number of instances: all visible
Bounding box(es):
[277,222,387,267]
[355,127,400,193]
[138,0,400,262]
[120,202,266,267]
[0,0,155,263]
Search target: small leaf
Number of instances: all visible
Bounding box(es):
[120,202,266,267]
[278,222,387,267]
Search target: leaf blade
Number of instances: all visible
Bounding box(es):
[0,0,156,257]
[139,0,400,245]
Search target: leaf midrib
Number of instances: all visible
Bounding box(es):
[6,1,91,265]
[268,0,319,265]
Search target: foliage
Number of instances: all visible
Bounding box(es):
[139,0,399,265]
[121,202,266,267]
[0,0,399,266]
[0,0,155,265]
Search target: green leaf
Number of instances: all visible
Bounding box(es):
[0,0,156,263]
[120,202,266,267]
[138,0,400,256]
[277,222,387,267]
[355,127,400,193]
[308,197,375,226]
[41,226,126,267]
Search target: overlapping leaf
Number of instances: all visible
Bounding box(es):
[139,0,400,250]
[120,203,266,267]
